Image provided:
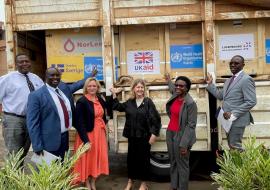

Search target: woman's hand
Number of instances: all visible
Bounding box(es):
[149,134,157,145]
[206,72,213,85]
[110,87,123,98]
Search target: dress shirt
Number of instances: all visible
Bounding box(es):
[232,70,243,81]
[46,84,72,133]
[0,71,44,115]
[226,70,243,122]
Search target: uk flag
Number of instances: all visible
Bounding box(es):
[134,51,153,64]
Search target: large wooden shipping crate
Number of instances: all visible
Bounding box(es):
[214,18,270,148]
[4,0,270,153]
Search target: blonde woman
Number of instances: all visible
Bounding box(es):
[73,78,109,190]
[110,79,161,190]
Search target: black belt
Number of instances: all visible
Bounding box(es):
[3,112,26,118]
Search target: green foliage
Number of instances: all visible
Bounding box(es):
[211,137,270,190]
[0,145,88,190]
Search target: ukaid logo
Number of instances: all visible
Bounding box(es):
[219,34,255,60]
[62,35,102,54]
[266,39,270,64]
[170,44,203,69]
[127,50,160,74]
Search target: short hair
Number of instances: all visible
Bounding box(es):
[130,78,146,99]
[45,67,61,77]
[232,55,244,63]
[15,53,29,63]
[175,76,192,92]
[82,78,101,95]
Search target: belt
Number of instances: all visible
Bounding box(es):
[3,112,26,118]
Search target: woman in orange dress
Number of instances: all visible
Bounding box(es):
[73,78,109,190]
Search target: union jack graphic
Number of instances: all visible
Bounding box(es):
[134,51,153,64]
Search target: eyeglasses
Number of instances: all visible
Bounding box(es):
[175,84,186,88]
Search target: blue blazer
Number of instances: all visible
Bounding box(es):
[26,79,85,152]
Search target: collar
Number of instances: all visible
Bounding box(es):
[46,83,59,91]
[16,71,30,76]
[233,70,243,78]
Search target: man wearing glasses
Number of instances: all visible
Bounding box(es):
[206,55,257,150]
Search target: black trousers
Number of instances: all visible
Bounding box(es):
[127,137,151,181]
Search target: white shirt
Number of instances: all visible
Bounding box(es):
[46,84,72,133]
[0,71,44,115]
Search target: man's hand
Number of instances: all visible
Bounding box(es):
[149,134,157,145]
[180,147,188,156]
[35,150,44,156]
[206,72,213,84]
[223,112,231,120]
[91,66,98,77]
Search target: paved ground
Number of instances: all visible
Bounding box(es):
[0,117,219,189]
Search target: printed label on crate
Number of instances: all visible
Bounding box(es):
[266,39,270,64]
[48,56,84,82]
[84,57,118,80]
[62,35,102,54]
[170,44,203,69]
[219,34,255,60]
[127,50,160,74]
[48,56,118,82]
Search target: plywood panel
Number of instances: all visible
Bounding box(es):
[169,23,204,81]
[262,19,270,75]
[119,24,165,80]
[14,0,101,30]
[0,49,7,76]
[113,4,200,18]
[215,20,258,77]
[15,0,98,7]
[215,1,267,13]
[15,3,98,14]
[16,10,100,24]
[46,28,102,82]
[112,0,198,8]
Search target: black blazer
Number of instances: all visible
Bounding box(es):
[75,95,107,143]
[112,97,161,138]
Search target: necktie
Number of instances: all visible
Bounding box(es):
[226,75,235,92]
[24,74,35,92]
[55,89,69,128]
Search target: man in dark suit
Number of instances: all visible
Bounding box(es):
[206,55,257,149]
[26,67,96,159]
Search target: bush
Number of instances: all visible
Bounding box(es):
[211,137,270,190]
[0,145,88,190]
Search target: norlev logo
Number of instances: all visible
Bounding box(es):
[64,38,75,52]
[171,52,183,62]
[51,64,65,73]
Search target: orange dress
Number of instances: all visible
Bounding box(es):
[73,97,109,183]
